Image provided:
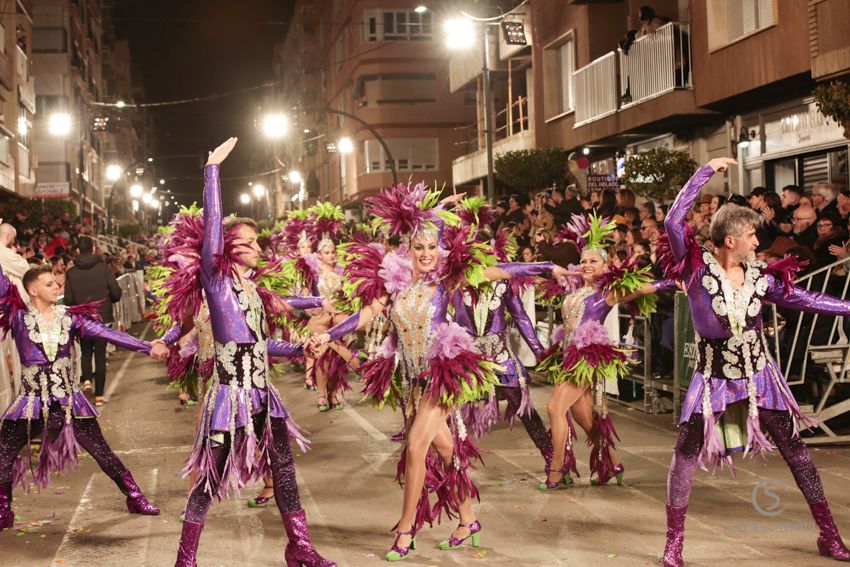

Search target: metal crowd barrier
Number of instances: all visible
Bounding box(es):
[112,270,147,332]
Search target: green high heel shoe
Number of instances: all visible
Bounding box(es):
[538,465,573,491]
[438,520,482,550]
[385,528,416,561]
[591,464,625,486]
[317,396,331,412]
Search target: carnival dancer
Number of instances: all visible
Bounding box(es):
[449,199,556,470]
[658,157,850,565]
[310,182,567,561]
[0,263,169,531]
[172,138,335,567]
[536,213,672,491]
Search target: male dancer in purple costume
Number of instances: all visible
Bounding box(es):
[0,264,169,531]
[662,157,850,565]
[174,138,334,567]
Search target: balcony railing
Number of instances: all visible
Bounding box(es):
[618,22,691,108]
[573,52,618,127]
[17,144,30,178]
[572,22,691,127]
[453,96,531,155]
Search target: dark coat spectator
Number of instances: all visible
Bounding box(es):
[65,236,122,324]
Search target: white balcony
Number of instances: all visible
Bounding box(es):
[573,52,618,127]
[15,46,27,80]
[619,23,691,108]
[572,22,692,128]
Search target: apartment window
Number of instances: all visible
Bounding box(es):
[363,10,432,42]
[0,136,10,166]
[543,36,574,119]
[36,95,68,115]
[361,73,437,106]
[364,138,438,173]
[708,0,776,50]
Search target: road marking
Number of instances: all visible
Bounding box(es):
[104,321,153,401]
[341,405,388,442]
[52,474,96,564]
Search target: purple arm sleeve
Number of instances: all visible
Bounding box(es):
[283,296,324,310]
[0,262,10,302]
[663,165,714,263]
[504,287,544,358]
[327,311,361,342]
[267,339,304,358]
[77,317,151,353]
[496,262,554,279]
[160,323,182,346]
[652,279,677,293]
[201,164,222,276]
[765,276,850,317]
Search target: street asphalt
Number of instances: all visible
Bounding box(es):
[2,321,849,566]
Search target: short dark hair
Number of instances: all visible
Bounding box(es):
[23,264,53,292]
[223,216,258,232]
[749,186,769,198]
[78,236,94,254]
[783,184,803,197]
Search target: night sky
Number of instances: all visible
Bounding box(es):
[113,0,295,213]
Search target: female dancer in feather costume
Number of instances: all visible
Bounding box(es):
[0,263,169,531]
[659,158,850,566]
[311,182,567,561]
[449,199,558,473]
[172,138,334,567]
[536,213,673,490]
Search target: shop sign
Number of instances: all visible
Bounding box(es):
[34,182,70,199]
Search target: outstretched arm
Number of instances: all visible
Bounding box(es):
[77,317,153,354]
[607,278,676,305]
[201,137,237,276]
[664,158,735,262]
[311,295,388,347]
[766,276,850,317]
[485,261,567,282]
[504,287,544,358]
[267,339,304,358]
[282,296,325,311]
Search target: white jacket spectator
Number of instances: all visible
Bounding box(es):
[0,223,30,301]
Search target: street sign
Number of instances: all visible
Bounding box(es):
[34,182,70,199]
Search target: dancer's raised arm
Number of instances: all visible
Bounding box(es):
[485,262,568,282]
[201,137,237,275]
[664,158,735,263]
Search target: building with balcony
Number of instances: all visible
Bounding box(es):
[527,0,850,198]
[271,0,474,216]
[0,1,36,199]
[31,0,146,225]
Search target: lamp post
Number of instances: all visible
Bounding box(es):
[337,136,354,206]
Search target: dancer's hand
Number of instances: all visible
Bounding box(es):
[707,157,736,173]
[206,137,238,166]
[150,340,169,361]
[321,298,334,312]
[439,192,466,207]
[552,265,570,279]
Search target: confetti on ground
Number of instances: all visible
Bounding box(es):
[473,551,487,558]
[608,553,618,559]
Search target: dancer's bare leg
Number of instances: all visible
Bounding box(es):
[546,382,587,483]
[394,395,450,548]
[432,421,475,540]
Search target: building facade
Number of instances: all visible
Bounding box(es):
[272,0,475,217]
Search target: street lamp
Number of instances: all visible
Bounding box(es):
[444,15,495,202]
[252,184,266,198]
[240,193,251,205]
[338,137,354,154]
[142,193,152,204]
[106,164,122,182]
[130,184,143,198]
[263,113,289,139]
[288,170,302,184]
[48,112,73,137]
[150,198,160,209]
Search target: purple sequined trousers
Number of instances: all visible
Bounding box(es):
[0,406,127,486]
[184,412,301,523]
[667,408,825,508]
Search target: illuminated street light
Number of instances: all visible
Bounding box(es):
[263,114,289,138]
[147,157,154,163]
[444,17,475,49]
[288,170,302,184]
[159,178,165,185]
[130,184,143,198]
[252,184,266,198]
[48,112,73,137]
[582,147,590,155]
[240,193,251,205]
[338,136,354,154]
[415,5,428,14]
[151,198,161,209]
[116,100,126,109]
[106,164,122,182]
[142,193,152,204]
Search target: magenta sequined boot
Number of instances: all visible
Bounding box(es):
[174,520,203,567]
[662,504,687,567]
[810,500,850,561]
[0,483,14,530]
[282,509,336,567]
[115,470,160,515]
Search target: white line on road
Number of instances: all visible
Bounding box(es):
[52,474,96,564]
[104,321,153,402]
[341,405,388,442]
